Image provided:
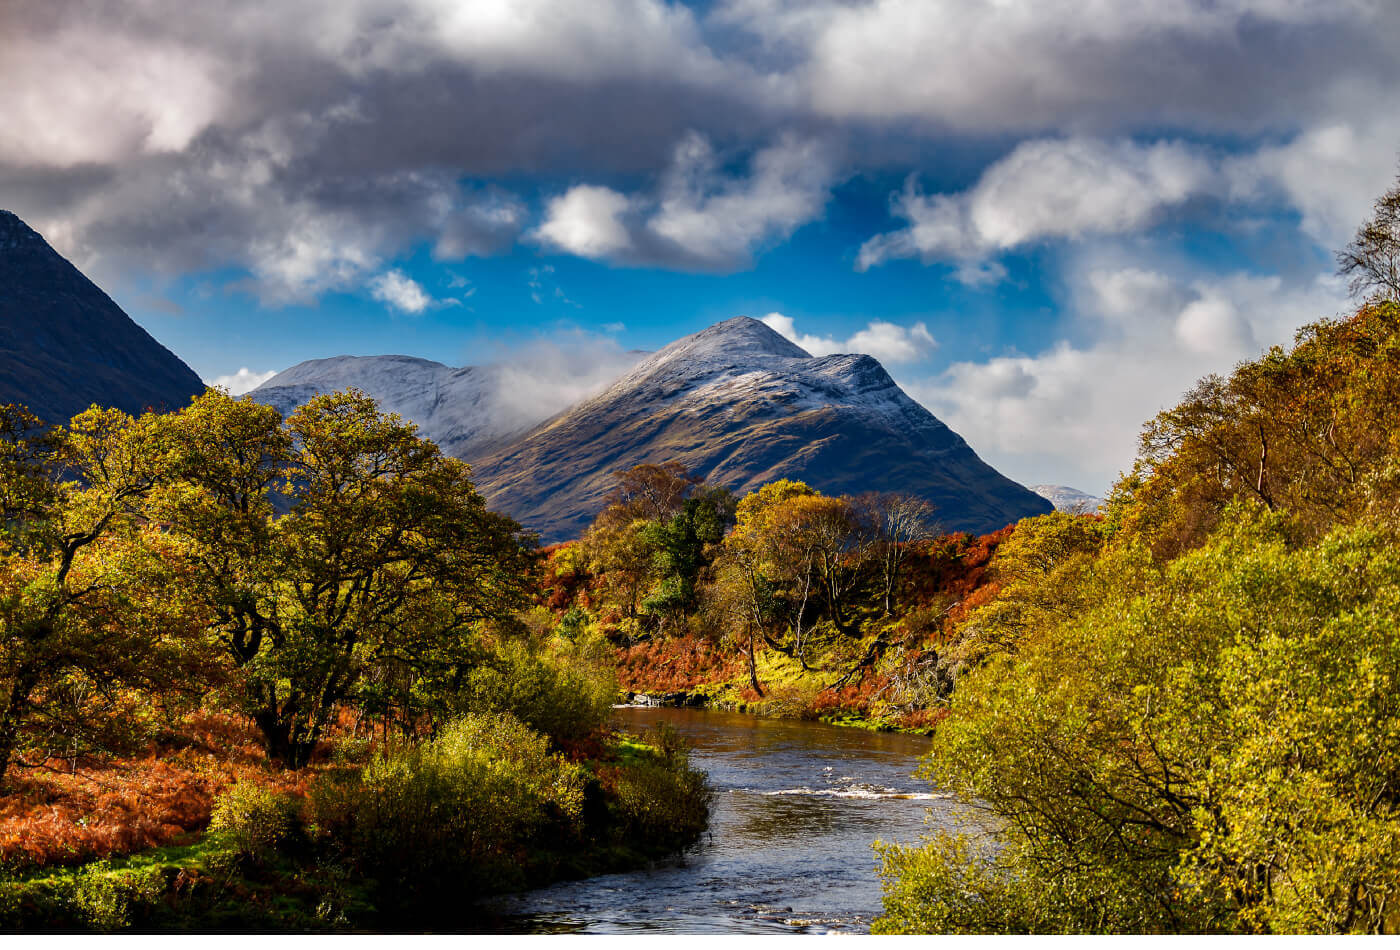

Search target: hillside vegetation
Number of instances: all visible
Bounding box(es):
[868,184,1400,931]
[532,459,1024,732]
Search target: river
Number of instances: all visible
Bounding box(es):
[482,705,972,934]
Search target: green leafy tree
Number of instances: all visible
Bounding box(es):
[876,507,1400,934]
[640,489,734,624]
[154,389,533,767]
[0,404,212,783]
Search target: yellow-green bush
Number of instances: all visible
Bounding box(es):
[876,509,1400,933]
[318,712,585,906]
[461,641,616,746]
[208,782,300,865]
[612,724,712,852]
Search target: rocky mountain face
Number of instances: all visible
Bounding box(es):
[252,355,532,459]
[469,317,1052,541]
[1031,484,1105,514]
[0,210,204,424]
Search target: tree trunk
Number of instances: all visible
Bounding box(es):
[255,709,297,767]
[747,625,764,697]
[254,706,317,769]
[0,670,39,787]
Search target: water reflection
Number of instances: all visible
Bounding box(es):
[481,706,960,934]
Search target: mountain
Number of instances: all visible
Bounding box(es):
[0,210,204,424]
[470,317,1052,541]
[253,356,530,459]
[1031,484,1105,514]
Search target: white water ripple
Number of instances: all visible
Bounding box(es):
[761,783,946,801]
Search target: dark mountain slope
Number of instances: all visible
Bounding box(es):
[0,210,204,423]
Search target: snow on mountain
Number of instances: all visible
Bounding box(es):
[1031,484,1106,514]
[253,355,533,458]
[471,316,1053,541]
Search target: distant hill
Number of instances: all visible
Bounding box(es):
[0,210,204,424]
[253,316,1052,542]
[253,356,534,460]
[1031,484,1105,514]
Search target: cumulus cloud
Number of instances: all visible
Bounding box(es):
[535,186,634,259]
[858,138,1221,275]
[368,269,433,313]
[761,312,936,364]
[534,132,839,270]
[208,367,279,395]
[903,264,1350,493]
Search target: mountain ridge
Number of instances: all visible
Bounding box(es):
[468,317,1052,540]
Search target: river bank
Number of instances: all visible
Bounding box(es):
[0,726,710,932]
[483,705,957,934]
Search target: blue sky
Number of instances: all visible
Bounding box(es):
[5,0,1399,494]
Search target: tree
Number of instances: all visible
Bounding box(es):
[856,492,939,616]
[721,480,818,676]
[584,464,733,631]
[595,461,699,529]
[153,390,533,767]
[1339,169,1400,302]
[640,489,734,624]
[0,404,212,783]
[798,495,862,633]
[1119,301,1400,556]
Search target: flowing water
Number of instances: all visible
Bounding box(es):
[481,706,976,934]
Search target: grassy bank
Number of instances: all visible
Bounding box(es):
[0,724,710,932]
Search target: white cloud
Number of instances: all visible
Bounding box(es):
[534,132,838,270]
[534,185,634,259]
[483,328,649,431]
[1226,116,1400,251]
[858,138,1220,276]
[207,367,278,395]
[761,312,936,364]
[1174,295,1256,354]
[902,263,1350,493]
[368,268,432,313]
[646,132,836,268]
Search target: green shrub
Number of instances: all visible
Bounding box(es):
[67,862,166,932]
[318,711,586,909]
[612,723,712,852]
[208,782,300,864]
[461,641,615,746]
